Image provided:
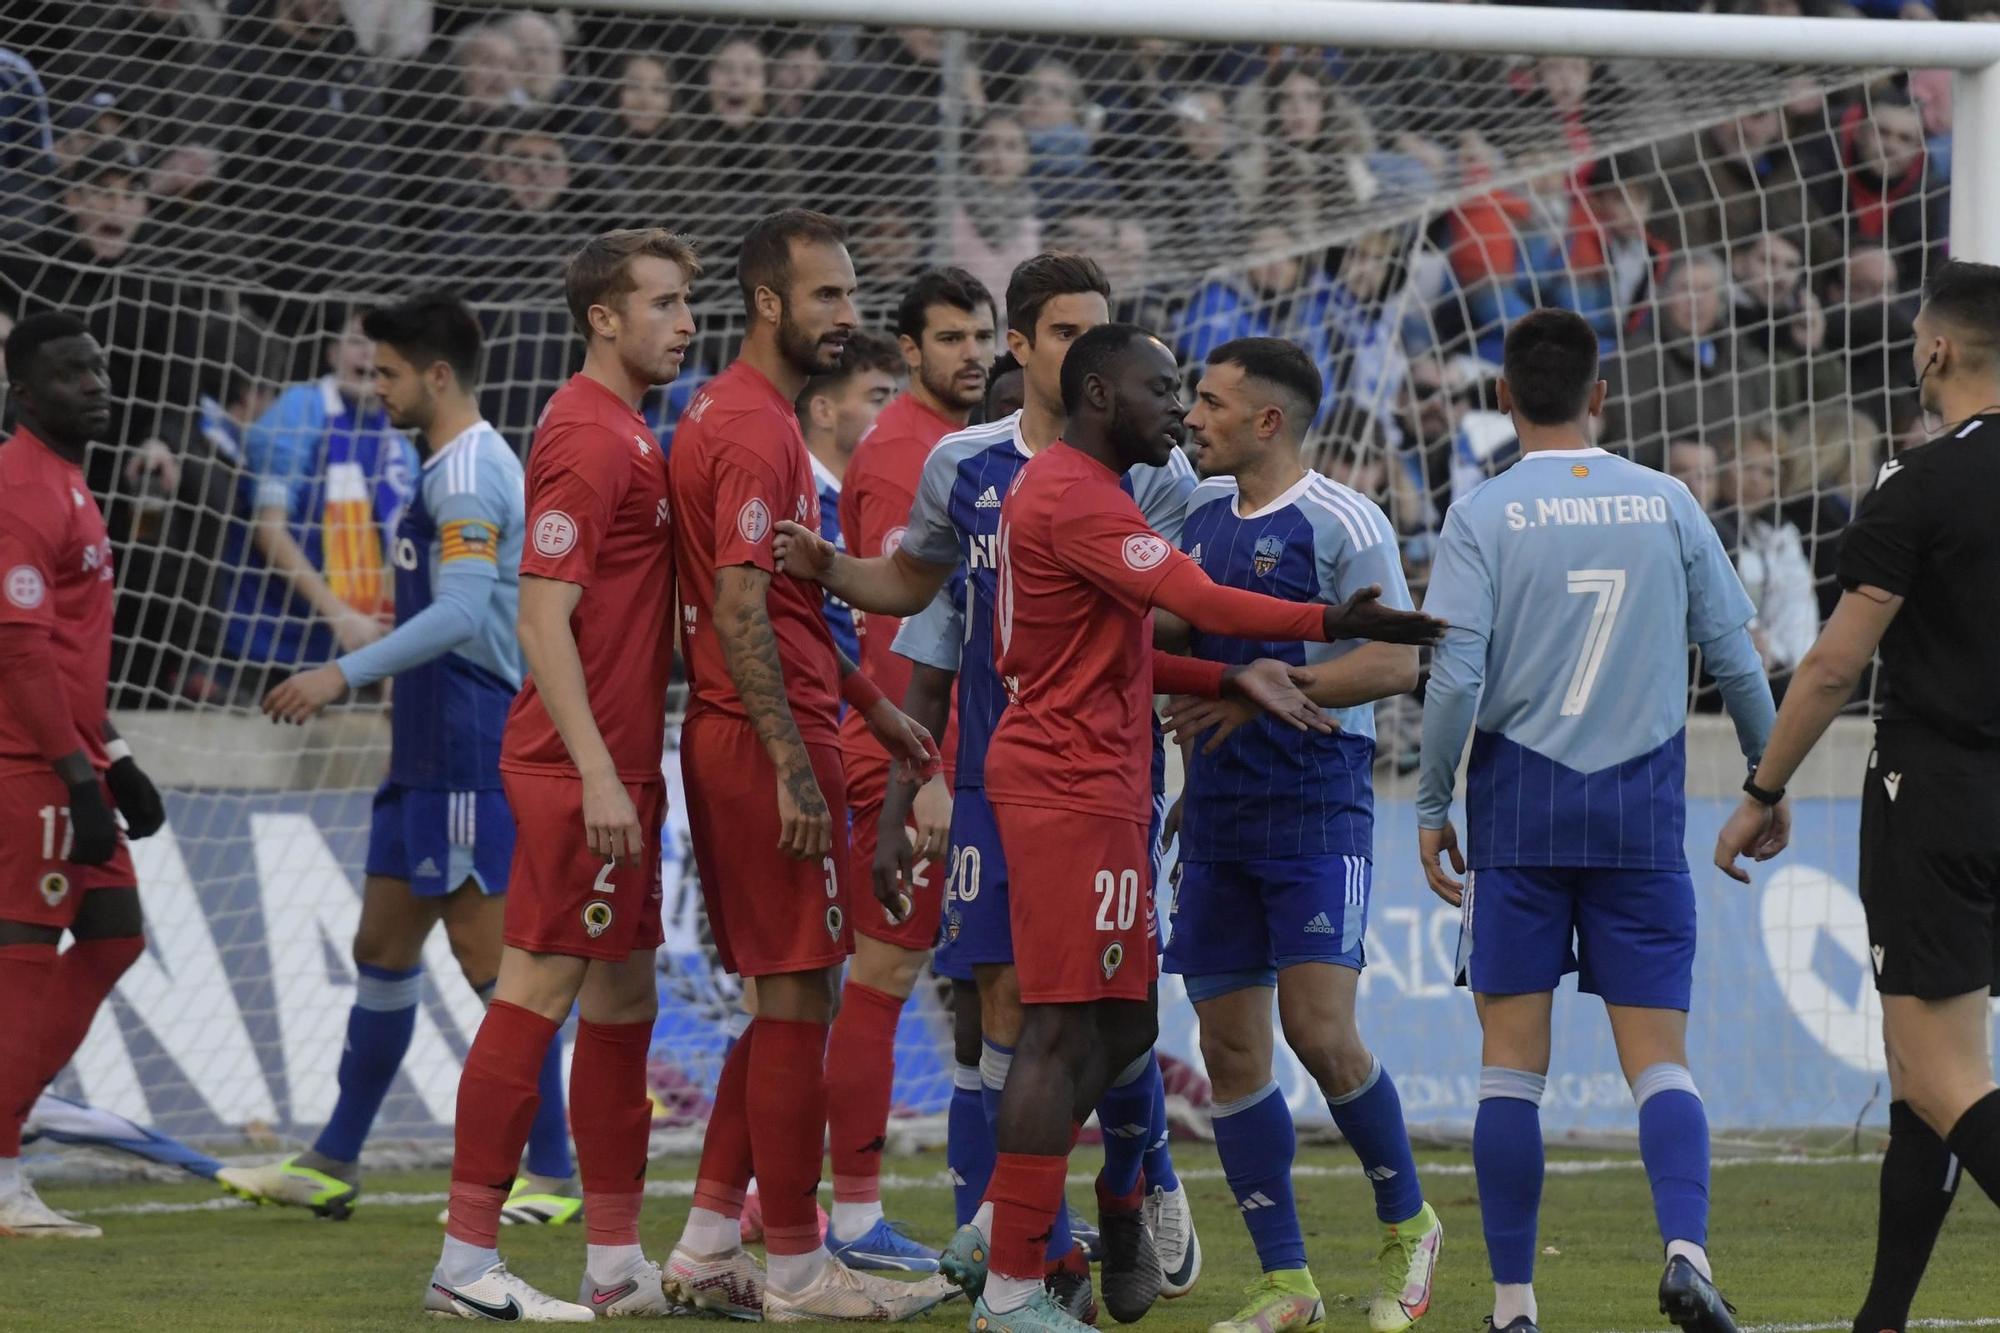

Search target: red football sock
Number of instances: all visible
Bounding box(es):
[0,942,57,1156]
[826,981,904,1205]
[35,935,143,1085]
[988,1152,1069,1281]
[448,1000,557,1246]
[571,1018,651,1247]
[693,1024,755,1219]
[746,1017,830,1256]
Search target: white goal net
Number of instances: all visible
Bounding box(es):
[0,0,1958,1158]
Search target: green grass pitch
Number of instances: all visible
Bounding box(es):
[8,1144,1998,1330]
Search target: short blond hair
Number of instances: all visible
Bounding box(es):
[564,229,702,338]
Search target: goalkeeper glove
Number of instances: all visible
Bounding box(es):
[66,778,119,866]
[106,757,166,840]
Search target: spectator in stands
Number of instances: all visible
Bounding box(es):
[1667,436,1739,552]
[1812,86,1947,285]
[1728,424,1819,685]
[947,111,1041,320]
[226,305,415,694]
[504,10,587,138]
[1152,86,1246,261]
[849,200,933,330]
[1785,405,1882,619]
[1256,63,1379,231]
[1177,223,1345,423]
[38,0,223,185]
[590,51,687,231]
[387,21,524,235]
[794,26,981,220]
[1828,245,1920,436]
[1046,209,1170,332]
[1094,38,1190,196]
[0,49,54,207]
[1603,250,1771,471]
[1660,108,1838,275]
[1731,231,1841,417]
[771,36,829,123]
[1323,227,1415,443]
[206,0,391,292]
[1016,58,1108,220]
[680,32,797,263]
[426,111,581,305]
[1510,55,1619,164]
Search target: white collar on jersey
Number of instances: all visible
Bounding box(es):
[1517,446,1611,461]
[423,420,493,472]
[807,447,842,494]
[1233,471,1318,521]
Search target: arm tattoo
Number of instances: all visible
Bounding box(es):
[715,569,825,815]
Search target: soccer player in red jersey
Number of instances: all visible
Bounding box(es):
[968,324,1444,1331]
[665,209,950,1323]
[426,230,696,1323]
[822,267,997,1269]
[0,313,168,1242]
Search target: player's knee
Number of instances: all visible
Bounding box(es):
[351,924,423,973]
[978,971,1023,1046]
[1198,1028,1266,1103]
[1281,1008,1368,1094]
[1101,1002,1158,1074]
[851,938,924,998]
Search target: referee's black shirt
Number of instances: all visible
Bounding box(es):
[1837,413,2000,747]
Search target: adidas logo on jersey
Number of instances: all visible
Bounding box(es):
[413,857,441,879]
[1188,543,1203,563]
[1303,911,1337,936]
[1238,1191,1278,1212]
[975,486,1001,509]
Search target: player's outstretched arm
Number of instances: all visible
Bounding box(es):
[250,506,384,653]
[263,564,492,724]
[714,564,829,861]
[873,661,955,922]
[772,518,954,617]
[517,574,642,864]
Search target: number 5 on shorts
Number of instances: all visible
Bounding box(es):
[1094,868,1139,932]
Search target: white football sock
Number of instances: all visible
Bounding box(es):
[766,1244,829,1293]
[0,1156,20,1197]
[984,1272,1042,1314]
[678,1206,741,1255]
[439,1235,501,1287]
[971,1200,994,1236]
[1666,1239,1712,1280]
[586,1242,646,1286]
[831,1199,884,1240]
[1494,1282,1538,1325]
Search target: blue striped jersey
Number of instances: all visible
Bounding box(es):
[1179,472,1408,861]
[1417,447,1759,871]
[386,421,524,791]
[892,411,1195,792]
[808,451,861,666]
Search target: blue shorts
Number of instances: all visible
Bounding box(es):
[1453,865,1695,1010]
[1165,854,1372,1002]
[365,783,514,898]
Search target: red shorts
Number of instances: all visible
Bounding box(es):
[682,715,853,978]
[0,769,136,928]
[848,794,946,952]
[989,801,1156,1003]
[500,770,665,962]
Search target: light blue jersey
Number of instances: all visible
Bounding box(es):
[1417,447,1773,871]
[1178,472,1408,861]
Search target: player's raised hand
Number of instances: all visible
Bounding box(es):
[871,820,916,925]
[1713,794,1790,884]
[262,664,349,725]
[911,774,953,864]
[581,769,643,865]
[775,762,832,860]
[1419,821,1466,905]
[772,519,838,582]
[1322,585,1447,645]
[864,698,942,779]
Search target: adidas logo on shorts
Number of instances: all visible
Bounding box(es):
[413,857,441,879]
[975,486,1001,509]
[1303,911,1337,936]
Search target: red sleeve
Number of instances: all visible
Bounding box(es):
[707,413,791,573]
[0,507,75,760]
[1150,560,1327,643]
[851,462,918,560]
[1152,651,1226,698]
[519,426,626,587]
[0,500,61,634]
[1049,485,1194,614]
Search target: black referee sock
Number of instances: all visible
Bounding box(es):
[1945,1087,2000,1206]
[1853,1101,1959,1333]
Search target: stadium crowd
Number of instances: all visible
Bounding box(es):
[0,0,1980,714]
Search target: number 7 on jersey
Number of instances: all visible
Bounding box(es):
[1561,568,1626,716]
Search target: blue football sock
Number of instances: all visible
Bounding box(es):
[1634,1063,1710,1249]
[312,963,421,1164]
[523,1024,574,1181]
[1141,1055,1180,1192]
[1096,1052,1156,1197]
[948,1062,994,1226]
[1327,1056,1425,1223]
[1211,1081,1306,1273]
[1474,1067,1546,1286]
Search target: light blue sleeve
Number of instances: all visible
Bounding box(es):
[1700,623,1776,766]
[1319,498,1411,610]
[334,570,485,689]
[1416,506,1492,829]
[1133,448,1197,545]
[901,442,965,568]
[1677,486,1757,644]
[891,583,964,673]
[429,461,511,586]
[243,384,321,513]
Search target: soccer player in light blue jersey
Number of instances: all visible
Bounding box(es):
[1160,337,1440,1333]
[220,294,575,1224]
[1416,309,1782,1333]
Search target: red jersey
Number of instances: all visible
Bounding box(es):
[0,430,114,778]
[837,392,962,778]
[986,443,1204,821]
[501,374,674,783]
[670,360,841,743]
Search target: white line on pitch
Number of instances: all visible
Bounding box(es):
[67,1151,1869,1218]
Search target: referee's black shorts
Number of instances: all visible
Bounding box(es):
[1859,722,2000,999]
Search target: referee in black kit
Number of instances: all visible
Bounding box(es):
[1716,259,2000,1333]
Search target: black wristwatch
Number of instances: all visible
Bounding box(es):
[1742,775,1785,807]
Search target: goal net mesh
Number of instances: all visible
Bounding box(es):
[0,1,1941,1159]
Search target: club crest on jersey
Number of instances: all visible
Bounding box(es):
[1570,464,1590,478]
[825,904,844,941]
[1122,534,1169,572]
[1252,535,1283,577]
[4,565,44,609]
[738,497,772,543]
[1101,941,1125,980]
[532,510,577,558]
[37,871,68,907]
[582,901,613,938]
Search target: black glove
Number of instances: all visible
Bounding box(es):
[66,778,119,866]
[106,756,166,839]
